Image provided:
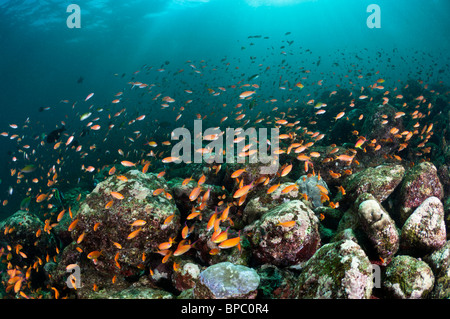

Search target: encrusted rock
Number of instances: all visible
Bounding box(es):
[356,194,399,260]
[56,170,181,290]
[426,241,450,298]
[172,261,202,291]
[193,262,260,299]
[398,162,444,223]
[400,196,446,254]
[383,255,434,299]
[294,239,373,299]
[337,164,405,208]
[0,210,56,266]
[242,182,306,225]
[245,200,320,267]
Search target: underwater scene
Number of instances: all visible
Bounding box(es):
[0,0,449,303]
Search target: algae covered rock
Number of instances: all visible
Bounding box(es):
[383,255,434,299]
[0,210,56,266]
[242,182,306,225]
[355,194,399,260]
[68,170,181,279]
[245,200,321,267]
[193,262,260,299]
[172,261,202,291]
[338,164,405,207]
[398,161,444,223]
[426,241,450,298]
[400,196,446,254]
[294,239,373,299]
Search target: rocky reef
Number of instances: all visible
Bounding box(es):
[1,157,449,300]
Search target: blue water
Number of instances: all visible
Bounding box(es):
[0,0,449,216]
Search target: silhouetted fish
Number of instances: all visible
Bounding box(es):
[46,126,66,144]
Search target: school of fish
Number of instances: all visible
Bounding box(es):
[0,32,448,298]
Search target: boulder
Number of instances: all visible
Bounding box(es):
[52,169,181,295]
[337,164,405,208]
[193,262,260,299]
[400,196,446,255]
[0,210,57,267]
[426,241,450,298]
[397,162,443,224]
[294,239,373,299]
[356,194,399,260]
[245,200,321,267]
[383,255,434,299]
[242,182,307,225]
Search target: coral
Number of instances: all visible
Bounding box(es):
[193,262,260,299]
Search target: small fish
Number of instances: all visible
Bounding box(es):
[233,183,253,198]
[189,186,202,201]
[121,160,135,167]
[218,232,241,249]
[162,156,181,163]
[334,112,345,120]
[277,220,296,228]
[281,184,298,194]
[80,112,92,121]
[68,219,79,232]
[87,250,102,260]
[127,228,142,240]
[280,164,292,177]
[239,91,256,99]
[267,183,281,194]
[85,93,94,101]
[110,191,124,200]
[316,184,329,194]
[163,214,175,225]
[231,168,246,179]
[130,220,146,227]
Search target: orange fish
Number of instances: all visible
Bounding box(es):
[334,112,345,120]
[153,188,165,196]
[189,186,202,201]
[108,166,116,175]
[280,164,292,177]
[173,241,195,256]
[142,162,151,174]
[163,214,175,225]
[233,183,253,198]
[127,228,142,240]
[218,232,240,249]
[87,250,102,260]
[157,171,166,178]
[239,91,256,99]
[277,220,296,228]
[355,137,366,149]
[267,183,281,194]
[281,184,298,194]
[110,192,124,200]
[36,193,48,203]
[117,175,128,182]
[162,156,181,164]
[316,184,329,194]
[130,220,146,227]
[68,219,79,232]
[121,160,135,167]
[231,168,246,179]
